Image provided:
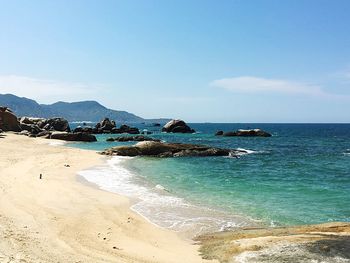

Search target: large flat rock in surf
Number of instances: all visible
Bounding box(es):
[100,141,246,157]
[196,222,350,263]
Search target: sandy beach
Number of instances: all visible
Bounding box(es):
[0,133,214,263]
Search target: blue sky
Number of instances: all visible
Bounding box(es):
[0,0,350,122]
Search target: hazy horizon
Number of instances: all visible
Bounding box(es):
[1,1,350,123]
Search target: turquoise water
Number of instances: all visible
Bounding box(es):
[69,123,350,228]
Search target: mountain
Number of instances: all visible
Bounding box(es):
[0,94,144,122]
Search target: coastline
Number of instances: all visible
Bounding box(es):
[77,155,256,239]
[0,133,214,263]
[1,132,349,263]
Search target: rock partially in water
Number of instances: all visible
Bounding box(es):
[162,119,195,133]
[215,130,224,136]
[106,135,160,142]
[221,129,271,137]
[95,117,116,133]
[111,124,140,134]
[73,125,95,133]
[196,222,350,263]
[101,141,244,157]
[50,132,97,142]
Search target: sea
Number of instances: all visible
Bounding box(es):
[67,123,350,236]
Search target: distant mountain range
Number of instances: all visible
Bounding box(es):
[0,94,169,123]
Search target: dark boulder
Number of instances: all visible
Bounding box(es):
[36,130,51,138]
[161,119,195,133]
[19,123,42,135]
[95,118,116,132]
[73,125,94,133]
[111,124,140,134]
[223,129,272,137]
[50,132,97,142]
[106,135,161,142]
[141,130,153,135]
[19,117,35,125]
[0,107,21,132]
[215,130,224,136]
[38,117,70,132]
[101,141,245,157]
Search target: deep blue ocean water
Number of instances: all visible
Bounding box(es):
[69,123,350,232]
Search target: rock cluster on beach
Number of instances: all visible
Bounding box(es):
[74,118,140,134]
[106,135,160,142]
[101,141,246,157]
[215,128,272,137]
[0,107,97,142]
[162,119,195,133]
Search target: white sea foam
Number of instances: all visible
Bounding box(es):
[70,121,94,124]
[236,148,257,154]
[78,156,252,236]
[230,148,268,157]
[48,141,66,146]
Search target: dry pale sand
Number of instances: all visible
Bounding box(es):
[0,133,216,263]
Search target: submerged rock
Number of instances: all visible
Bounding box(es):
[215,130,224,136]
[101,141,245,157]
[220,129,272,137]
[50,132,97,142]
[162,119,195,133]
[106,135,160,142]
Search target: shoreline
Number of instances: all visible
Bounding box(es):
[76,154,257,239]
[1,132,349,262]
[0,133,214,263]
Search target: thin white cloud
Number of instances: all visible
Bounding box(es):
[331,68,350,83]
[210,76,325,96]
[0,75,105,103]
[158,96,213,103]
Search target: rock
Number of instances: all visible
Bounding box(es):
[101,141,245,157]
[95,118,116,132]
[19,130,30,136]
[73,125,94,133]
[0,107,21,132]
[106,135,161,142]
[19,123,42,135]
[111,124,140,134]
[153,123,161,127]
[162,119,195,133]
[19,117,35,125]
[36,130,51,138]
[44,118,70,132]
[223,129,271,137]
[141,129,152,135]
[38,117,70,132]
[215,130,224,136]
[50,132,97,142]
